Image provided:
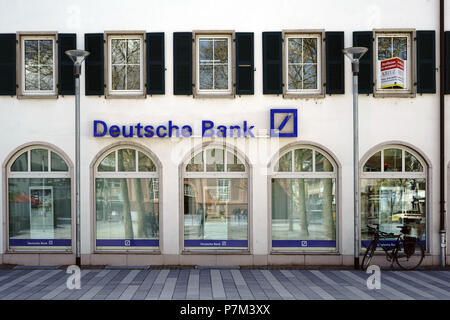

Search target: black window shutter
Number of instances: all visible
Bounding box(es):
[146,32,165,95]
[84,33,104,96]
[416,30,436,94]
[262,32,282,94]
[0,34,16,96]
[444,31,450,94]
[58,33,76,95]
[353,31,373,94]
[326,31,345,94]
[236,32,254,95]
[173,32,192,95]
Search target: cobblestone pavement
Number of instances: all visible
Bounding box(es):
[0,268,448,300]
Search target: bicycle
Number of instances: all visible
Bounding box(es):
[361,224,425,270]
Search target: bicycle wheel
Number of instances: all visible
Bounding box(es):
[361,241,376,270]
[395,239,425,270]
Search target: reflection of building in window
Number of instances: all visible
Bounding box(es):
[218,179,230,201]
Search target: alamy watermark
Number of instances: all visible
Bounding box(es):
[366,265,381,290]
[66,265,81,290]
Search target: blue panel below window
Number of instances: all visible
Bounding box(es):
[96,239,159,247]
[9,239,71,247]
[184,240,248,248]
[272,240,336,248]
[361,240,426,248]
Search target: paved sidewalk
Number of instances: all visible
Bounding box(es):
[0,268,448,300]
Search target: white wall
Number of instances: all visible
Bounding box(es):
[0,0,445,263]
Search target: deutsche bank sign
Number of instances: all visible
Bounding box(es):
[93,109,298,138]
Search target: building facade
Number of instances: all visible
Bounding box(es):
[0,0,449,266]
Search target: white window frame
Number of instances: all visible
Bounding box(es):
[93,145,160,252]
[269,146,338,253]
[5,145,73,253]
[105,32,145,98]
[282,30,325,98]
[360,145,428,253]
[181,145,250,253]
[18,33,58,98]
[193,31,235,97]
[373,29,416,97]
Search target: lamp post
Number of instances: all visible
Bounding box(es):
[65,50,90,267]
[343,47,367,270]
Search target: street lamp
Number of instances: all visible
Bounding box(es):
[342,47,367,270]
[65,50,90,267]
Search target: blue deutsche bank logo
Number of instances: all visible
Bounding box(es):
[270,109,298,137]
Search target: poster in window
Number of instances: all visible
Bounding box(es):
[380,57,405,89]
[29,186,54,238]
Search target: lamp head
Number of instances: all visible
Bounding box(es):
[65,50,90,65]
[342,47,368,62]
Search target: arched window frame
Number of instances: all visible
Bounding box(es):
[92,143,161,253]
[360,144,429,252]
[180,143,251,253]
[4,143,73,253]
[269,144,339,253]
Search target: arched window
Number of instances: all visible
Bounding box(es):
[182,145,249,251]
[270,146,337,251]
[7,145,72,251]
[361,146,427,248]
[94,146,160,251]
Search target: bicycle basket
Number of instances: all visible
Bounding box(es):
[403,236,417,257]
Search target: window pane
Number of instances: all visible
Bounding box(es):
[294,149,312,172]
[227,152,245,172]
[405,152,423,172]
[127,39,140,64]
[95,178,159,249]
[384,148,402,172]
[288,65,302,90]
[275,152,292,172]
[118,149,136,172]
[303,64,317,89]
[51,152,68,172]
[11,152,28,172]
[303,38,317,63]
[360,178,426,247]
[25,65,39,91]
[393,37,407,60]
[184,178,248,250]
[214,65,228,89]
[199,65,213,90]
[8,178,71,249]
[138,152,156,172]
[378,37,392,60]
[39,40,53,65]
[214,39,228,63]
[98,152,115,172]
[186,152,204,172]
[39,65,53,90]
[288,38,302,63]
[112,65,126,90]
[272,178,336,251]
[315,152,333,172]
[31,149,48,172]
[126,65,140,90]
[206,148,224,172]
[24,40,38,65]
[363,151,381,172]
[199,39,213,61]
[111,39,126,64]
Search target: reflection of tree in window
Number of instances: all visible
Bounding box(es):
[24,39,54,91]
[199,38,229,90]
[288,37,318,90]
[111,38,141,91]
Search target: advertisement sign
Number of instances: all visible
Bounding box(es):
[380,57,405,89]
